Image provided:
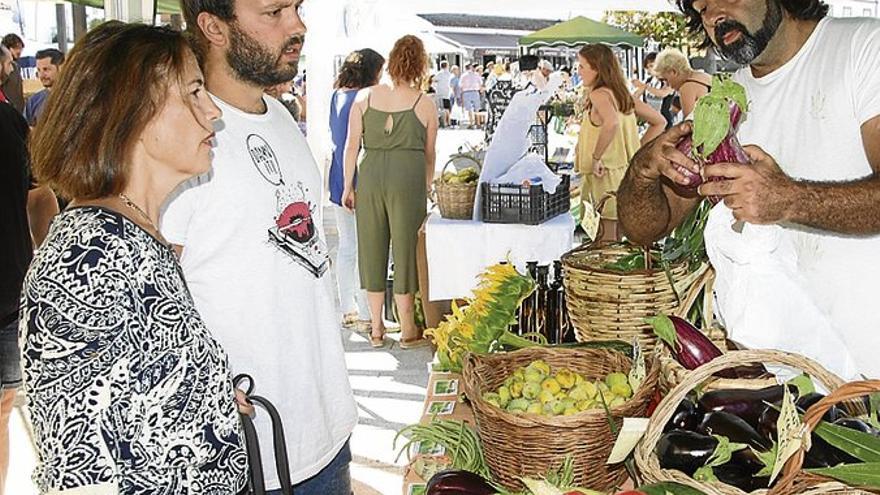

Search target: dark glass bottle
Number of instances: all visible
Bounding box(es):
[533,265,550,343]
[549,261,562,344]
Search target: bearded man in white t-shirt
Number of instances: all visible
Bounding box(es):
[162,0,358,493]
[617,0,880,379]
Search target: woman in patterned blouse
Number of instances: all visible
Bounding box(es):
[20,21,249,494]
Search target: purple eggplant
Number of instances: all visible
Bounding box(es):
[664,399,701,433]
[796,392,845,423]
[756,404,858,469]
[698,411,772,451]
[426,470,496,495]
[650,315,767,379]
[675,99,751,193]
[698,385,796,428]
[656,430,718,476]
[834,417,879,435]
[713,464,770,492]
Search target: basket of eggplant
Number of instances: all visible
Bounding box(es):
[635,349,880,495]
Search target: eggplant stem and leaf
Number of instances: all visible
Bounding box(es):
[693,435,748,483]
[752,441,779,478]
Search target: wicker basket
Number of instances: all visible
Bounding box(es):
[434,155,481,220]
[462,346,659,491]
[634,349,875,495]
[561,241,709,352]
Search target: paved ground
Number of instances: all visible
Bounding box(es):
[6,127,487,495]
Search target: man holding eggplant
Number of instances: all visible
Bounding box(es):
[617,0,880,379]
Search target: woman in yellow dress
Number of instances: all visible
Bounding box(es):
[575,44,664,240]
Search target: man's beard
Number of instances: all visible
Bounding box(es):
[227,22,304,87]
[714,0,783,64]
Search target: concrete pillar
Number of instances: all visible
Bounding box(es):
[55,4,68,53]
[72,4,87,41]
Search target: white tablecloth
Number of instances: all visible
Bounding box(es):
[425,211,575,301]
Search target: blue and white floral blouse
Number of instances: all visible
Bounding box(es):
[20,207,248,494]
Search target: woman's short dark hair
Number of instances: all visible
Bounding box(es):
[30,21,195,200]
[1,33,23,50]
[334,48,385,89]
[676,0,828,50]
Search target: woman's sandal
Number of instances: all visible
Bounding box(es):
[342,312,359,328]
[370,332,387,348]
[399,337,431,350]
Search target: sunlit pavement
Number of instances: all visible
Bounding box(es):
[6,127,486,495]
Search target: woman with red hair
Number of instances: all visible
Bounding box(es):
[342,35,438,349]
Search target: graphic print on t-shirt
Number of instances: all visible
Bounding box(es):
[246,134,330,277]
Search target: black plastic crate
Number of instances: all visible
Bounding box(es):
[481,174,570,225]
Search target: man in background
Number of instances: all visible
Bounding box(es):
[25,49,65,127]
[0,35,24,112]
[434,60,452,127]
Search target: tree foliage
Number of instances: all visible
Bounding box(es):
[603,11,696,51]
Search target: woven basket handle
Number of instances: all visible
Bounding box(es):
[460,352,483,402]
[771,379,880,495]
[672,264,714,322]
[637,350,846,486]
[441,154,482,176]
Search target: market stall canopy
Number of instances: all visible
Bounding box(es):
[435,31,522,51]
[519,16,644,48]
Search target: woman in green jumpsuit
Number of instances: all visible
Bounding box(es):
[342,35,438,348]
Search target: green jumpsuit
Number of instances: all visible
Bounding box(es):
[356,93,427,294]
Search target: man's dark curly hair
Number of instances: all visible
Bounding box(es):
[676,0,829,49]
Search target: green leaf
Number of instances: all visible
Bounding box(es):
[814,420,880,462]
[709,75,749,114]
[752,443,778,478]
[638,482,707,495]
[693,465,718,482]
[648,314,677,349]
[806,462,880,488]
[786,374,816,397]
[869,393,880,430]
[705,435,747,468]
[692,96,730,158]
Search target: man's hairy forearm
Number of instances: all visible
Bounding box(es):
[788,176,880,234]
[617,167,672,245]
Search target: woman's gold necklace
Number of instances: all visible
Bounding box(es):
[119,193,162,238]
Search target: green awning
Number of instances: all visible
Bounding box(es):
[69,0,181,15]
[519,16,644,48]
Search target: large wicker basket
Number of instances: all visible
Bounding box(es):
[434,154,481,220]
[635,349,874,495]
[561,241,709,353]
[462,346,659,491]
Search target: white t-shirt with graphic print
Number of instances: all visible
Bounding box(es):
[161,94,357,488]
